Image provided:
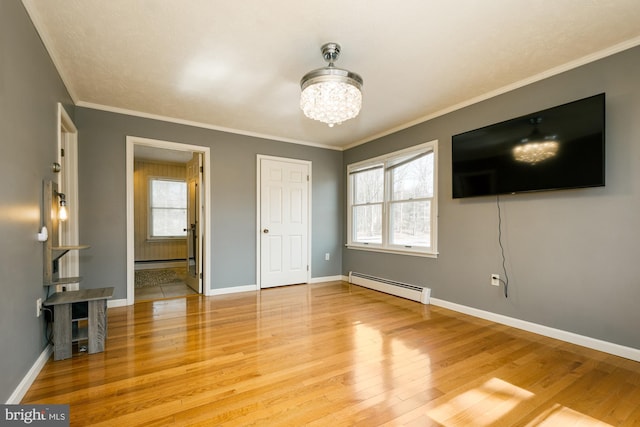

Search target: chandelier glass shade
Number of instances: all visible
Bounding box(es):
[513,118,559,164]
[300,43,363,127]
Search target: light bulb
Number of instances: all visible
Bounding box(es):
[59,204,68,221]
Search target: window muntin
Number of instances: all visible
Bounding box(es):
[347,142,437,256]
[149,178,187,238]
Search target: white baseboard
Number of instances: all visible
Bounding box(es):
[430,297,640,362]
[209,284,258,296]
[309,275,343,284]
[107,298,128,308]
[6,345,52,404]
[209,279,342,295]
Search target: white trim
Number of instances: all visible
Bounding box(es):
[6,345,52,404]
[126,136,212,305]
[78,101,342,151]
[256,155,312,289]
[345,244,439,258]
[57,103,80,291]
[126,142,135,305]
[107,298,128,308]
[209,285,258,296]
[309,275,343,284]
[430,298,640,362]
[343,35,640,150]
[57,103,76,133]
[212,278,343,288]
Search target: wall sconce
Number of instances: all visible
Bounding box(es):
[56,191,68,221]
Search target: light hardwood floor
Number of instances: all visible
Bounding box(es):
[23,281,640,426]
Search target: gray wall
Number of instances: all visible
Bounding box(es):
[3,0,638,402]
[75,108,344,299]
[0,1,74,402]
[344,46,640,350]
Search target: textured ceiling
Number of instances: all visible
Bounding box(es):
[22,0,640,150]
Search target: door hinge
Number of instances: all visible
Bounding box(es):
[61,148,65,157]
[200,166,203,173]
[307,175,309,181]
[200,272,203,279]
[307,265,309,271]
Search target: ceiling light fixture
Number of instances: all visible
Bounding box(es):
[513,117,559,164]
[300,42,363,127]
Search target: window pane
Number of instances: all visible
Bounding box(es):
[151,208,187,237]
[151,180,187,208]
[390,201,430,247]
[150,179,187,237]
[353,204,382,244]
[391,153,433,200]
[353,167,383,204]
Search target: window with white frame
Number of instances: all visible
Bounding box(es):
[148,178,187,239]
[347,141,437,256]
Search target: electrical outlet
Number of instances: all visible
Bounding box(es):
[491,274,500,287]
[325,253,330,261]
[36,298,42,317]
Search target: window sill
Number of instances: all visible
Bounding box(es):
[345,244,438,258]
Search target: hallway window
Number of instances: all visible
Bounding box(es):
[149,178,187,238]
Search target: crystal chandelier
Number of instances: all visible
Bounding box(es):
[513,118,559,164]
[300,42,363,127]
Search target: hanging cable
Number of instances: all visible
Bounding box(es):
[496,195,510,298]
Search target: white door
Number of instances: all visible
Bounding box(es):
[185,153,202,293]
[259,157,310,288]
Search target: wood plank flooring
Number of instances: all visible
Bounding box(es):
[22,281,640,426]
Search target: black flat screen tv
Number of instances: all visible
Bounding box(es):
[451,93,605,199]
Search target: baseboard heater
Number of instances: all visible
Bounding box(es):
[348,272,431,305]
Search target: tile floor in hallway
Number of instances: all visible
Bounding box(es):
[134,267,197,302]
[135,282,197,302]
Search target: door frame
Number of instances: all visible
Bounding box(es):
[126,136,211,305]
[57,103,79,291]
[185,152,203,293]
[256,155,312,289]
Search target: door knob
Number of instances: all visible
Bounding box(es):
[263,229,269,234]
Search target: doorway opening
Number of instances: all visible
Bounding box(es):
[126,137,211,305]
